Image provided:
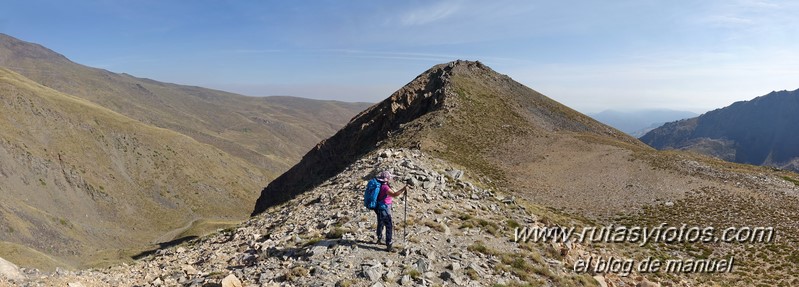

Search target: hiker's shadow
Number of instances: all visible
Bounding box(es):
[352,239,389,251]
[262,238,389,261]
[131,235,199,260]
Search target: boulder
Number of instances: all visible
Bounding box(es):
[222,274,243,287]
[0,257,24,281]
[636,279,660,287]
[447,169,464,180]
[364,266,383,282]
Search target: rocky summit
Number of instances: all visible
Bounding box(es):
[253,60,644,218]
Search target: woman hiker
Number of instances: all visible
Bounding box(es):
[374,170,408,252]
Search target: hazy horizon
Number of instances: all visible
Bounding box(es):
[2,1,797,114]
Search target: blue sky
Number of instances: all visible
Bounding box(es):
[1,1,797,113]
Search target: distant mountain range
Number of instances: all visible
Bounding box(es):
[0,33,369,269]
[641,89,799,172]
[0,33,370,176]
[590,109,699,137]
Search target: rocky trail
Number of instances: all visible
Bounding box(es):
[0,148,655,287]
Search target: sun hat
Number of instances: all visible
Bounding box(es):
[377,170,393,182]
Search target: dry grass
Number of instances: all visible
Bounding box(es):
[0,68,267,269]
[615,185,799,286]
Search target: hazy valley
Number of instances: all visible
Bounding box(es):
[590,109,699,138]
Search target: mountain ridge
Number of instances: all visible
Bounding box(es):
[0,33,371,177]
[640,89,799,172]
[0,67,266,269]
[253,60,650,217]
[0,34,368,270]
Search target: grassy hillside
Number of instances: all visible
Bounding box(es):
[0,33,370,178]
[0,68,268,269]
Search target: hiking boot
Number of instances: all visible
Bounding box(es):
[386,243,393,252]
[375,237,383,245]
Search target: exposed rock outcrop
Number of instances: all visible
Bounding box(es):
[0,257,24,281]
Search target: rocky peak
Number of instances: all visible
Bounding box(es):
[253,60,640,216]
[251,60,483,215]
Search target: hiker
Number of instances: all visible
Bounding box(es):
[374,170,408,251]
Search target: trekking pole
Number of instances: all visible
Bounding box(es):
[404,185,408,256]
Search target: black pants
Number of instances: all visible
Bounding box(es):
[374,206,393,246]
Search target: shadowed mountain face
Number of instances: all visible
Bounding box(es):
[640,89,799,171]
[0,33,370,177]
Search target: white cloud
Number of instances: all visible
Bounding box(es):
[223,49,283,54]
[396,2,461,26]
[703,15,755,27]
[322,49,459,62]
[736,0,780,9]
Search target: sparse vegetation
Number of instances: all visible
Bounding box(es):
[284,266,310,281]
[302,236,323,247]
[465,268,479,280]
[506,219,520,229]
[335,279,354,287]
[325,227,351,239]
[458,215,500,236]
[468,241,497,256]
[404,268,422,280]
[614,184,799,286]
[423,220,446,233]
[782,176,799,186]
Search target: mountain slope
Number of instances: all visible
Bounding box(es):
[254,60,667,217]
[0,68,267,269]
[243,61,799,286]
[5,61,799,286]
[640,89,799,171]
[0,33,370,177]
